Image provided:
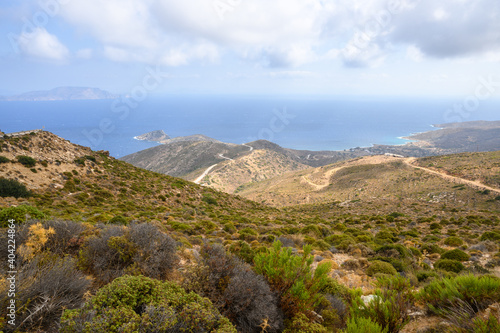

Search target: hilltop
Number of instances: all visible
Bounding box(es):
[121,138,368,193]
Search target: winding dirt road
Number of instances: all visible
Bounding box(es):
[300,155,500,195]
[194,164,218,184]
[403,157,500,194]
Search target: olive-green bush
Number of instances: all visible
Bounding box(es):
[60,275,236,333]
[0,177,31,199]
[366,261,397,277]
[0,205,45,227]
[434,259,465,273]
[417,274,500,317]
[440,249,470,262]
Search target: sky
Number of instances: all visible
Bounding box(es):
[0,0,500,97]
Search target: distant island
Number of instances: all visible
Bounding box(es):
[134,130,170,142]
[134,130,221,145]
[0,87,117,101]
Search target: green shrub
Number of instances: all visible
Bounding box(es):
[343,316,388,333]
[108,215,128,225]
[16,155,36,167]
[441,249,470,262]
[202,194,218,205]
[470,314,500,333]
[223,222,237,234]
[421,243,445,254]
[228,240,255,263]
[301,225,323,237]
[444,236,464,247]
[417,274,500,317]
[283,313,328,333]
[434,259,465,273]
[254,241,332,319]
[0,205,45,227]
[0,177,31,198]
[0,156,10,163]
[416,271,438,282]
[366,260,397,277]
[60,275,236,333]
[429,222,442,230]
[480,231,500,242]
[350,275,413,333]
[375,244,411,259]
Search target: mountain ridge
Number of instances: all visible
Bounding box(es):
[0,86,117,101]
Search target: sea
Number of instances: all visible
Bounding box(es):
[1,95,499,158]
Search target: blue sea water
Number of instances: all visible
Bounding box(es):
[1,95,499,158]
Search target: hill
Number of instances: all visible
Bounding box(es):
[121,120,500,195]
[0,131,269,224]
[236,153,500,213]
[0,87,117,101]
[367,120,500,157]
[121,139,368,193]
[134,130,170,142]
[2,130,500,333]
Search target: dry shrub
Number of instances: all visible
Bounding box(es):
[78,223,178,285]
[184,243,283,333]
[0,255,90,333]
[43,220,87,255]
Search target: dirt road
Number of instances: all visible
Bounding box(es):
[404,157,500,194]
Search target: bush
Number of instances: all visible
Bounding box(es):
[16,155,36,167]
[43,220,87,255]
[0,205,45,227]
[202,194,218,205]
[0,177,31,198]
[254,241,331,319]
[60,275,236,333]
[480,231,500,242]
[0,156,10,163]
[434,259,465,273]
[0,255,90,332]
[421,243,445,254]
[366,260,397,277]
[79,223,178,285]
[417,274,500,317]
[108,215,128,225]
[444,236,464,247]
[416,271,438,282]
[184,243,283,333]
[350,275,414,333]
[343,316,388,333]
[441,249,470,262]
[128,223,178,279]
[283,313,328,333]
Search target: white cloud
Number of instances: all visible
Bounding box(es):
[18,27,69,61]
[390,0,500,58]
[54,0,500,67]
[76,48,92,59]
[406,45,424,62]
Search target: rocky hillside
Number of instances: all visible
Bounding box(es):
[0,131,268,223]
[121,138,368,193]
[2,131,500,333]
[237,153,500,213]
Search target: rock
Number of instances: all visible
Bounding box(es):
[361,295,379,305]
